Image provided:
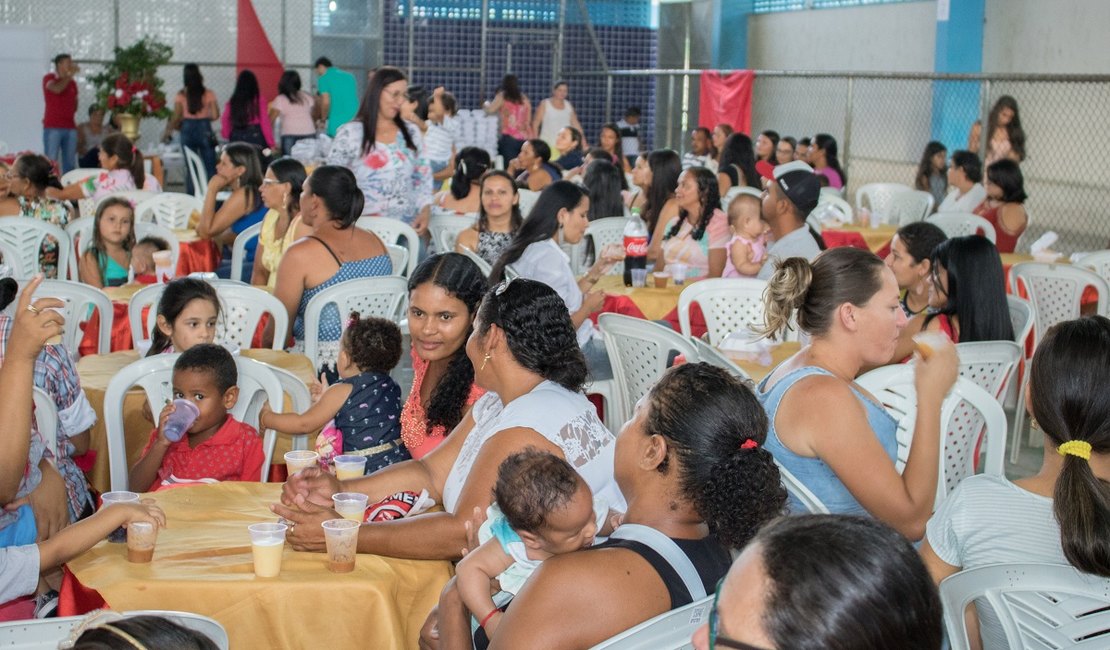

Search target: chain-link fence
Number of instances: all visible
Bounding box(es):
[565,69,1110,253]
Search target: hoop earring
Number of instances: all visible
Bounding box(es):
[480,353,491,371]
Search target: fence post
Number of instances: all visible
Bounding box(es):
[406,0,416,78]
[842,75,854,189]
[605,75,613,124]
[666,74,675,150]
[979,79,991,155]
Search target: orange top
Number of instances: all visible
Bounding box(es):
[400,349,485,459]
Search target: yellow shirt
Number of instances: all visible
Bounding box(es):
[258,209,303,290]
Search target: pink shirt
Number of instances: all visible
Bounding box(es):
[270,91,316,137]
[723,233,767,278]
[500,99,530,140]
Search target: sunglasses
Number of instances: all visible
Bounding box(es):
[709,578,771,650]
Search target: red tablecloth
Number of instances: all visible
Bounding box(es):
[822,229,871,251]
[176,239,221,276]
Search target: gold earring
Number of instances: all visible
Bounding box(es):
[1030,417,1039,431]
[480,353,491,371]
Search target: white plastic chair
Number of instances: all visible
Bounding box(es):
[585,217,628,276]
[774,458,830,515]
[940,563,1110,650]
[135,222,181,273]
[103,353,285,491]
[0,609,229,650]
[60,167,104,186]
[95,190,158,211]
[855,182,912,216]
[1008,262,1109,460]
[888,189,935,226]
[459,246,493,277]
[589,595,712,650]
[355,217,420,276]
[0,240,25,279]
[0,217,71,280]
[32,387,59,465]
[268,363,314,451]
[956,341,1023,402]
[677,278,769,346]
[136,192,201,229]
[183,146,209,200]
[502,264,521,281]
[517,189,539,218]
[1079,250,1110,287]
[229,221,262,283]
[927,212,997,243]
[1006,295,1035,348]
[128,282,166,347]
[209,280,289,351]
[384,243,409,278]
[814,193,854,224]
[428,213,477,253]
[856,365,1007,509]
[690,337,751,384]
[31,279,113,357]
[598,313,699,430]
[301,276,409,373]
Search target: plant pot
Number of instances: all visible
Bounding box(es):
[118,114,141,141]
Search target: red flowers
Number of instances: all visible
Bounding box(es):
[106,72,167,116]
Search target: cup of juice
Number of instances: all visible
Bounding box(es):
[332,492,369,522]
[284,450,319,475]
[322,519,360,573]
[333,455,367,480]
[248,522,288,578]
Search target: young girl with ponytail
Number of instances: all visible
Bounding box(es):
[48,133,159,202]
[922,315,1110,649]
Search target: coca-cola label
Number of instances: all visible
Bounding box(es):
[624,236,648,257]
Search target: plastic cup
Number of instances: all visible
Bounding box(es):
[652,272,670,288]
[153,250,174,283]
[248,522,288,578]
[631,268,648,288]
[333,455,367,481]
[869,210,883,229]
[332,492,369,522]
[912,331,950,361]
[670,263,688,285]
[126,521,158,563]
[162,399,200,442]
[322,519,360,573]
[284,450,319,475]
[101,491,140,543]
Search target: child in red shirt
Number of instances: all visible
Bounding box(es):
[129,344,264,491]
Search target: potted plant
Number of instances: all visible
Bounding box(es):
[90,37,174,140]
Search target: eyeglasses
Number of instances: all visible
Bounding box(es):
[261,178,282,186]
[709,578,771,650]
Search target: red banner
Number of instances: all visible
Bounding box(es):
[237,0,283,111]
[698,70,755,136]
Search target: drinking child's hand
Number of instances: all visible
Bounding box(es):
[156,401,176,444]
[310,373,329,403]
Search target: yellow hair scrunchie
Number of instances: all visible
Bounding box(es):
[1057,440,1092,461]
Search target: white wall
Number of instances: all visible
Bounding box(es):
[983,0,1110,74]
[747,1,937,72]
[0,26,48,154]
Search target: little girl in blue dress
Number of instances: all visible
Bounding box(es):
[260,313,406,474]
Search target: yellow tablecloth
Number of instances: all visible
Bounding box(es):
[67,482,451,650]
[77,349,316,494]
[595,275,685,321]
[725,341,801,384]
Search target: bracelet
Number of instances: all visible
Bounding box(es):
[479,608,500,629]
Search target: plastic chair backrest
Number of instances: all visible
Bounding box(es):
[856,365,1007,508]
[1078,250,1110,287]
[302,276,408,373]
[855,182,912,214]
[229,221,262,283]
[182,146,208,199]
[940,563,1110,650]
[956,340,1023,400]
[1006,295,1035,349]
[589,595,713,650]
[103,353,284,490]
[31,279,113,357]
[428,213,477,253]
[677,278,769,346]
[136,192,201,229]
[129,282,165,345]
[774,458,830,514]
[598,313,699,427]
[927,212,998,243]
[95,190,158,212]
[459,246,493,277]
[60,167,104,186]
[1010,262,1109,345]
[209,279,289,351]
[517,189,539,218]
[267,363,314,451]
[585,217,628,276]
[690,337,752,384]
[355,217,420,276]
[384,243,409,278]
[503,264,521,281]
[0,216,71,280]
[0,240,25,279]
[32,387,59,464]
[0,610,229,650]
[888,189,935,225]
[816,193,854,223]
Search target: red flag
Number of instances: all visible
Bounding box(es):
[698,70,755,136]
[237,0,283,109]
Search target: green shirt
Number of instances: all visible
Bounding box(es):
[317,67,359,137]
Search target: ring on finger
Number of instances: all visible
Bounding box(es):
[26,304,41,314]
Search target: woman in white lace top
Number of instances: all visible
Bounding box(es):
[274,278,624,559]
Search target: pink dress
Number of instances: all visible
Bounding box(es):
[400,349,484,459]
[723,233,767,278]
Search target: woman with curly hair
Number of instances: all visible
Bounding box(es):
[661,167,729,279]
[275,279,625,561]
[429,362,787,649]
[968,95,1025,165]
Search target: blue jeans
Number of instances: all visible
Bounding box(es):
[180,119,217,196]
[281,134,315,155]
[43,128,77,173]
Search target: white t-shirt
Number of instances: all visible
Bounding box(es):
[424,115,458,164]
[538,99,574,144]
[512,239,597,347]
[441,383,625,515]
[937,183,987,213]
[926,474,1066,649]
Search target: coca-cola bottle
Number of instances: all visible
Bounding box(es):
[623,207,649,287]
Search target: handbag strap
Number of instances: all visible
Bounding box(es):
[610,524,707,601]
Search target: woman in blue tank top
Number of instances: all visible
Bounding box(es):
[755,247,958,540]
[273,165,393,381]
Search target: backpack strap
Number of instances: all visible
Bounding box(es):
[609,524,707,600]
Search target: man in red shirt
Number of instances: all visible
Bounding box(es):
[43,54,79,173]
